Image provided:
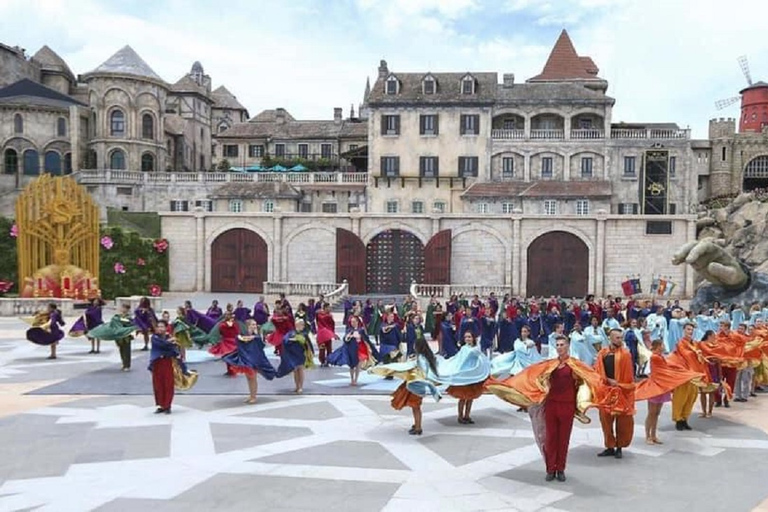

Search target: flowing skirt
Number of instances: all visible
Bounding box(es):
[26,327,64,346]
[208,337,238,357]
[222,339,277,380]
[391,382,423,410]
[446,381,485,400]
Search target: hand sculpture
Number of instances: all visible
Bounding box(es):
[672,238,749,290]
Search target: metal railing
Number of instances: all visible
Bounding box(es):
[74,170,369,185]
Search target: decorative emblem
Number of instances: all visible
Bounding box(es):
[648,182,665,196]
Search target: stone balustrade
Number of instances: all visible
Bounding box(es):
[264,280,349,304]
[610,128,690,139]
[490,128,690,141]
[75,170,369,186]
[0,298,77,317]
[114,296,164,313]
[410,283,512,299]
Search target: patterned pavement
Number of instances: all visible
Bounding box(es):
[1,317,768,512]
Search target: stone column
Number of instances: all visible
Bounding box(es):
[685,219,696,297]
[512,216,521,295]
[69,105,80,172]
[273,215,283,282]
[564,116,571,140]
[563,154,571,181]
[524,154,531,182]
[195,211,205,291]
[595,213,606,296]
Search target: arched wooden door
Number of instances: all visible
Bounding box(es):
[211,228,268,293]
[336,228,366,294]
[366,229,424,294]
[526,231,588,298]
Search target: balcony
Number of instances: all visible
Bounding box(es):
[611,128,690,140]
[530,129,564,140]
[491,129,525,140]
[571,129,605,140]
[75,170,369,186]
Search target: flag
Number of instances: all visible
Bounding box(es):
[621,279,634,297]
[631,277,643,295]
[650,277,660,295]
[663,281,676,297]
[657,278,668,296]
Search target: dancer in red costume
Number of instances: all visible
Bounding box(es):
[316,302,338,367]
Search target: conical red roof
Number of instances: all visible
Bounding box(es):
[529,30,600,81]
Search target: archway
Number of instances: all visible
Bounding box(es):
[210,228,268,293]
[526,231,588,298]
[44,151,62,175]
[743,155,768,191]
[3,149,18,174]
[366,229,424,293]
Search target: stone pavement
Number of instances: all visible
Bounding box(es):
[1,317,768,512]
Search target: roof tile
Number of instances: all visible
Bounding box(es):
[528,30,601,82]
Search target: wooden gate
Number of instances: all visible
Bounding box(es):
[526,231,588,298]
[366,229,425,294]
[336,228,366,294]
[424,230,451,284]
[211,228,268,293]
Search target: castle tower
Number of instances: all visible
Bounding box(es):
[739,81,768,133]
[708,118,737,196]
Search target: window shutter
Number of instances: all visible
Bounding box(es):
[381,116,387,135]
[460,116,466,135]
[419,116,425,134]
[669,203,677,214]
[380,156,386,175]
[473,115,479,134]
[458,157,464,175]
[434,115,439,135]
[395,157,400,174]
[434,157,439,176]
[633,203,639,214]
[395,116,401,135]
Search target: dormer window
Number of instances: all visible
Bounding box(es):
[461,74,475,95]
[386,75,399,95]
[423,75,436,95]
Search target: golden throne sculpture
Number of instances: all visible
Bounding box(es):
[16,175,101,299]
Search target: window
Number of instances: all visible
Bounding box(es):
[502,202,515,214]
[223,145,239,158]
[349,144,358,151]
[4,149,18,175]
[420,114,438,135]
[382,114,400,135]
[57,117,67,137]
[576,199,590,215]
[544,200,557,215]
[646,221,672,235]
[721,147,727,161]
[581,157,593,177]
[248,145,264,158]
[170,200,189,212]
[275,143,285,157]
[298,144,309,159]
[412,201,425,214]
[228,199,243,213]
[14,113,23,134]
[541,157,553,178]
[476,202,489,214]
[420,156,439,178]
[423,76,435,94]
[141,153,154,172]
[669,156,677,177]
[322,203,338,213]
[458,156,479,177]
[116,187,133,196]
[263,200,274,213]
[461,76,475,95]
[669,203,677,215]
[110,110,125,136]
[321,143,332,159]
[502,157,514,178]
[194,200,213,211]
[386,76,398,95]
[142,113,154,139]
[381,156,400,177]
[44,151,61,175]
[386,200,399,213]
[619,203,639,215]
[578,118,593,129]
[460,114,479,135]
[623,156,636,176]
[433,201,446,213]
[85,149,97,169]
[299,202,312,213]
[109,149,126,170]
[502,118,516,130]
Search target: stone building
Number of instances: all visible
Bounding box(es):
[365,30,703,217]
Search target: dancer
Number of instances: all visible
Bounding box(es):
[328,315,378,386]
[698,329,721,418]
[446,331,489,425]
[134,297,158,351]
[486,336,605,482]
[479,308,497,357]
[222,319,277,403]
[148,320,179,414]
[666,323,711,430]
[208,312,242,376]
[440,314,459,358]
[316,303,338,366]
[276,319,314,393]
[206,300,222,319]
[595,328,636,459]
[379,311,403,364]
[25,303,65,359]
[233,300,251,323]
[370,335,441,435]
[88,303,136,371]
[405,314,426,357]
[69,297,105,354]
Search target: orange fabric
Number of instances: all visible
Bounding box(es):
[599,410,634,448]
[635,353,707,401]
[594,347,636,416]
[446,382,485,400]
[390,382,422,410]
[700,333,747,368]
[666,338,711,381]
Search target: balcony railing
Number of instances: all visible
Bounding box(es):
[611,128,690,139]
[530,129,565,140]
[570,128,605,140]
[490,127,691,141]
[410,282,512,299]
[491,129,525,140]
[75,170,369,185]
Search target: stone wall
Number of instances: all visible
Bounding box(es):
[161,211,696,297]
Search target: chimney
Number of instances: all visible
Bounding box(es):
[334,107,342,124]
[275,107,286,124]
[378,59,389,79]
[503,73,515,88]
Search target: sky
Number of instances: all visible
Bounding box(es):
[1,0,766,139]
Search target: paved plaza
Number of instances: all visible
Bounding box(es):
[1,312,768,512]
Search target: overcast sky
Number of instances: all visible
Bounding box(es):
[2,0,766,138]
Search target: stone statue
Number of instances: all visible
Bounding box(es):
[673,238,768,311]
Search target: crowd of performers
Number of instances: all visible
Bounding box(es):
[22,292,768,482]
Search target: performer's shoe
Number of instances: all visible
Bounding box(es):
[597,448,615,457]
[614,448,623,459]
[675,420,684,431]
[141,346,149,351]
[682,421,692,431]
[749,392,758,397]
[545,472,555,482]
[714,402,722,408]
[165,408,171,414]
[465,417,475,424]
[724,401,730,408]
[556,471,566,482]
[734,398,747,402]
[154,408,165,414]
[408,427,422,435]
